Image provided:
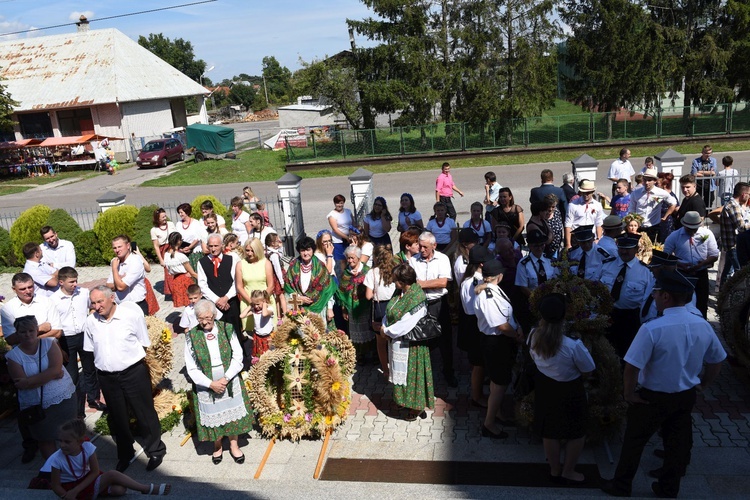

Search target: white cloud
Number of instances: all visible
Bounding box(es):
[69,11,95,22]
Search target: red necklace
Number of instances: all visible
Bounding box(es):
[301,260,313,273]
[206,330,216,341]
[65,447,87,481]
[471,219,482,231]
[159,223,168,231]
[182,219,191,230]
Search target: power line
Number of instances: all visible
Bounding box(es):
[0,0,218,37]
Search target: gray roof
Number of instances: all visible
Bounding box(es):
[0,28,208,112]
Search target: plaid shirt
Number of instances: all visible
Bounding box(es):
[719,198,750,251]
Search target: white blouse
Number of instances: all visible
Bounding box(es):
[164,250,189,275]
[6,338,76,410]
[184,325,243,389]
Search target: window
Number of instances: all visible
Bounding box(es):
[57,108,93,137]
[18,112,53,139]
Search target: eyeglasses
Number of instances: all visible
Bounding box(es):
[321,239,332,244]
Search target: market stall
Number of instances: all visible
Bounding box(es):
[0,139,45,177]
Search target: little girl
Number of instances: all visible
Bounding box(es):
[265,232,287,316]
[489,221,523,260]
[240,290,275,357]
[48,419,170,499]
[222,233,244,259]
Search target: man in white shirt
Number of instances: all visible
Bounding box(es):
[608,147,634,196]
[565,180,605,248]
[628,168,677,243]
[409,231,457,387]
[106,235,147,315]
[84,286,166,473]
[40,225,76,269]
[21,242,59,297]
[198,233,241,334]
[51,266,105,415]
[0,272,63,463]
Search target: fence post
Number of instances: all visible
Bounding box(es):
[275,173,303,257]
[96,191,126,212]
[524,118,529,146]
[727,102,733,134]
[312,132,317,158]
[348,168,373,226]
[656,107,661,138]
[654,148,685,201]
[371,129,375,155]
[557,116,560,144]
[399,127,405,155]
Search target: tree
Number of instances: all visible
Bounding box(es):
[137,33,207,82]
[0,76,17,133]
[229,84,256,110]
[725,0,750,101]
[293,55,363,129]
[561,0,669,138]
[261,56,292,104]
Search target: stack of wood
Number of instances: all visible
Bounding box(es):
[244,109,279,122]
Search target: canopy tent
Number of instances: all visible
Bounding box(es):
[0,138,42,149]
[38,134,122,147]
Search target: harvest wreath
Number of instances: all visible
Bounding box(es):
[245,310,356,441]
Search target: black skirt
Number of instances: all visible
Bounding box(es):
[532,371,588,440]
[457,309,483,366]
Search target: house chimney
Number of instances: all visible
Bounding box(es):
[76,15,90,32]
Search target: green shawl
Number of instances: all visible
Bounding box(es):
[284,257,337,314]
[336,264,371,318]
[186,321,236,396]
[385,283,426,326]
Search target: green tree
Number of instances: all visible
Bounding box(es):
[561,0,668,138]
[137,33,207,82]
[725,0,750,101]
[262,56,292,104]
[293,55,363,129]
[229,84,256,110]
[0,76,18,133]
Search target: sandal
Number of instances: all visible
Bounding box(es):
[144,483,171,495]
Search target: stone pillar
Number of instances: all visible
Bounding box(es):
[348,167,373,226]
[571,153,599,187]
[275,173,303,256]
[655,148,686,201]
[96,191,125,212]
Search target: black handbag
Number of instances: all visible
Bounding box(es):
[18,345,46,425]
[403,312,442,342]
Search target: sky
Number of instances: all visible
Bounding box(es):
[0,0,375,82]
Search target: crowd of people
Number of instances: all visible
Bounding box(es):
[0,151,737,496]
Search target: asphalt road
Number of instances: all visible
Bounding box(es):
[2,148,749,237]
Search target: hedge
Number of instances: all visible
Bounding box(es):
[93,205,139,261]
[73,230,106,267]
[45,208,83,242]
[10,205,50,265]
[0,226,14,268]
[134,205,160,261]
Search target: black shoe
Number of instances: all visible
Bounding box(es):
[115,458,131,473]
[146,455,163,472]
[648,467,686,479]
[230,452,245,464]
[496,417,517,427]
[444,373,458,387]
[548,474,564,484]
[653,448,666,459]
[88,400,108,412]
[21,447,37,464]
[481,425,508,439]
[600,479,630,497]
[211,452,223,465]
[561,475,588,487]
[651,481,677,498]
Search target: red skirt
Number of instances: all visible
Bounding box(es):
[271,271,283,297]
[61,471,103,500]
[253,333,271,357]
[160,243,173,295]
[145,278,160,315]
[170,272,193,307]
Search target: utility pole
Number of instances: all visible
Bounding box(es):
[262,74,270,107]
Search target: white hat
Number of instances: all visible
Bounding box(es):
[643,168,659,179]
[578,180,596,193]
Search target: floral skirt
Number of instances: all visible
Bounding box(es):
[348,306,375,344]
[160,243,173,295]
[192,366,255,442]
[253,333,271,357]
[392,344,434,411]
[170,272,193,307]
[144,278,160,316]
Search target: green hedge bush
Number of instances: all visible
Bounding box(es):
[0,226,16,268]
[134,205,159,261]
[44,208,83,242]
[73,230,106,266]
[10,205,51,265]
[190,195,230,220]
[93,205,139,261]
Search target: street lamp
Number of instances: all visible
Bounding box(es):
[200,65,215,88]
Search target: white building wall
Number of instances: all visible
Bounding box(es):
[120,99,175,140]
[279,109,340,129]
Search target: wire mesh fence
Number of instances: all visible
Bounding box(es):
[286,102,750,163]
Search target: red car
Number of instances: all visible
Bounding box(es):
[136,138,184,168]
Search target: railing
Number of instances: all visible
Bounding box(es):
[286,102,750,162]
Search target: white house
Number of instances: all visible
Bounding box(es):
[0,19,208,161]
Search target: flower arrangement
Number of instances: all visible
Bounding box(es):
[525,250,626,441]
[247,311,355,441]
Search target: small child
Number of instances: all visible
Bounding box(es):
[240,290,274,356]
[610,178,631,218]
[640,156,655,174]
[179,284,222,332]
[48,419,170,499]
[717,155,739,204]
[489,222,522,260]
[222,233,245,259]
[265,232,287,316]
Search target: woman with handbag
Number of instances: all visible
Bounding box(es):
[473,259,522,439]
[382,263,435,419]
[6,315,76,459]
[528,293,595,485]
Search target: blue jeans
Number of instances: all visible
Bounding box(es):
[720,248,741,286]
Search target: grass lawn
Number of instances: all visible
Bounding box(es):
[138,138,750,186]
[0,185,31,196]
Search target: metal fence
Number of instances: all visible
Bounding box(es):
[285,102,750,162]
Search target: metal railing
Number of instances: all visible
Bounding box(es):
[285,102,750,162]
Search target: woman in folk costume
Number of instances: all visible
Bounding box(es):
[283,236,337,327]
[382,263,434,419]
[184,300,255,465]
[337,245,375,362]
